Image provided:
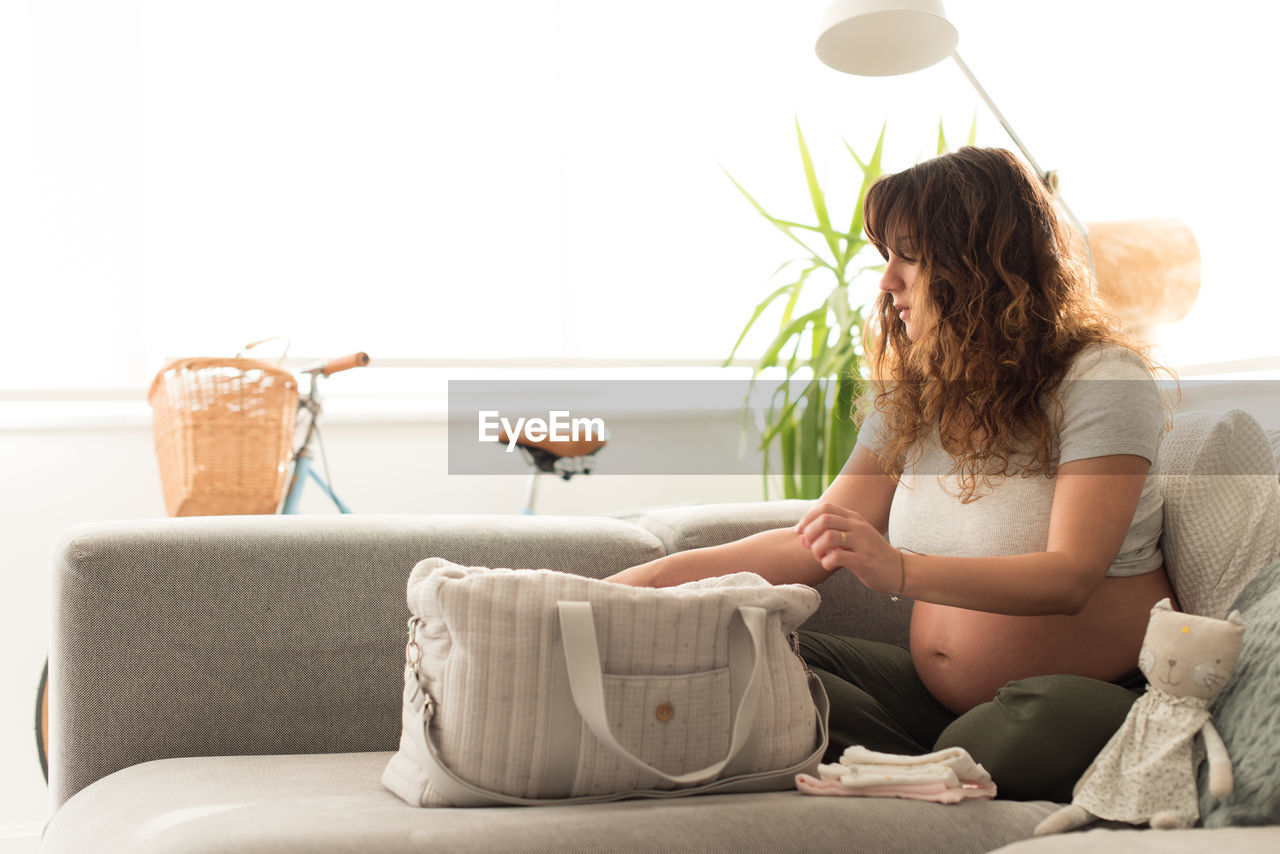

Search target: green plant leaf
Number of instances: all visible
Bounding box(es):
[726,123,904,498]
[826,370,862,481]
[760,383,806,444]
[809,313,829,375]
[967,111,978,146]
[778,264,819,331]
[760,363,834,448]
[799,380,823,494]
[828,286,852,335]
[752,336,808,448]
[723,274,807,366]
[721,165,834,268]
[847,122,886,178]
[845,123,886,241]
[755,306,824,373]
[825,391,842,483]
[779,422,797,499]
[795,119,842,260]
[810,343,854,389]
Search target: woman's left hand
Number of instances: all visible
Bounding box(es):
[794,501,902,594]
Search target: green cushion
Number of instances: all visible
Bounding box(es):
[1199,556,1280,826]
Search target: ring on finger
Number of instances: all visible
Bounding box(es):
[841,531,847,546]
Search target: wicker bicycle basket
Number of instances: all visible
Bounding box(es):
[148,357,299,516]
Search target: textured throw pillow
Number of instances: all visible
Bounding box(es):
[1199,557,1280,826]
[1158,410,1280,618]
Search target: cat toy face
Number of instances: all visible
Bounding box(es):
[1137,599,1245,702]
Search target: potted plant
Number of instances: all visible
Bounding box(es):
[724,120,974,498]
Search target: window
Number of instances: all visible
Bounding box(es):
[4,0,1277,394]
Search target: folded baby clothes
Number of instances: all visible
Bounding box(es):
[795,745,997,803]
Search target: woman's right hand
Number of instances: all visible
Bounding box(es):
[794,500,903,595]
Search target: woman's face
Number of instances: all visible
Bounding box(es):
[879,247,929,342]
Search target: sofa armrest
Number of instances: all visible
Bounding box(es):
[621,500,912,646]
[49,513,663,809]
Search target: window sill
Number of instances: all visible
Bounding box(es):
[3,358,1278,431]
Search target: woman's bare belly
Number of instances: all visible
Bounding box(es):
[910,567,1178,714]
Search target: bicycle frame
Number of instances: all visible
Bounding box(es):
[279,352,369,514]
[281,451,352,513]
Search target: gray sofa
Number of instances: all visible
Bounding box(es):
[43,500,1280,853]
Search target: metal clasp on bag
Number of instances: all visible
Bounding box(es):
[405,616,426,696]
[788,631,813,677]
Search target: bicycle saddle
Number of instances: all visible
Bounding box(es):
[496,428,607,460]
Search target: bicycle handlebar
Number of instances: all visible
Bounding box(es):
[319,352,371,376]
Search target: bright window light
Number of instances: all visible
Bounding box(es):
[3,0,1277,392]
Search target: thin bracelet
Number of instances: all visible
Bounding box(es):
[891,548,914,602]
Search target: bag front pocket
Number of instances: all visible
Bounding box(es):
[573,668,732,796]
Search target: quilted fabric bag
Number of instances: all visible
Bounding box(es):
[382,558,829,806]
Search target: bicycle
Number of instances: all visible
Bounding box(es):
[280,351,370,514]
[34,350,371,782]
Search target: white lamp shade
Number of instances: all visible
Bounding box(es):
[815,0,958,76]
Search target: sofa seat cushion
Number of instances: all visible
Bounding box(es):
[43,751,1058,854]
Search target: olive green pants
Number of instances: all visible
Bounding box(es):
[798,630,1147,803]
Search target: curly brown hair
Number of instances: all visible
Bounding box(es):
[860,146,1156,501]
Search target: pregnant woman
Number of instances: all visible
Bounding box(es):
[607,146,1176,802]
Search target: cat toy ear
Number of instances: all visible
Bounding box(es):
[1152,598,1174,613]
[1226,609,1244,627]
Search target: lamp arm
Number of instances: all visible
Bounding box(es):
[951,52,1046,179]
[950,52,1096,278]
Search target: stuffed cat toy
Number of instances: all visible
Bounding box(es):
[1035,598,1245,835]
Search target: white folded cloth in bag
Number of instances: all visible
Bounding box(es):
[382,558,830,807]
[796,745,997,803]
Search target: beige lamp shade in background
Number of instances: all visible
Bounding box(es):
[1083,219,1201,343]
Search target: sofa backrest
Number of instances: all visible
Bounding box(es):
[48,513,664,809]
